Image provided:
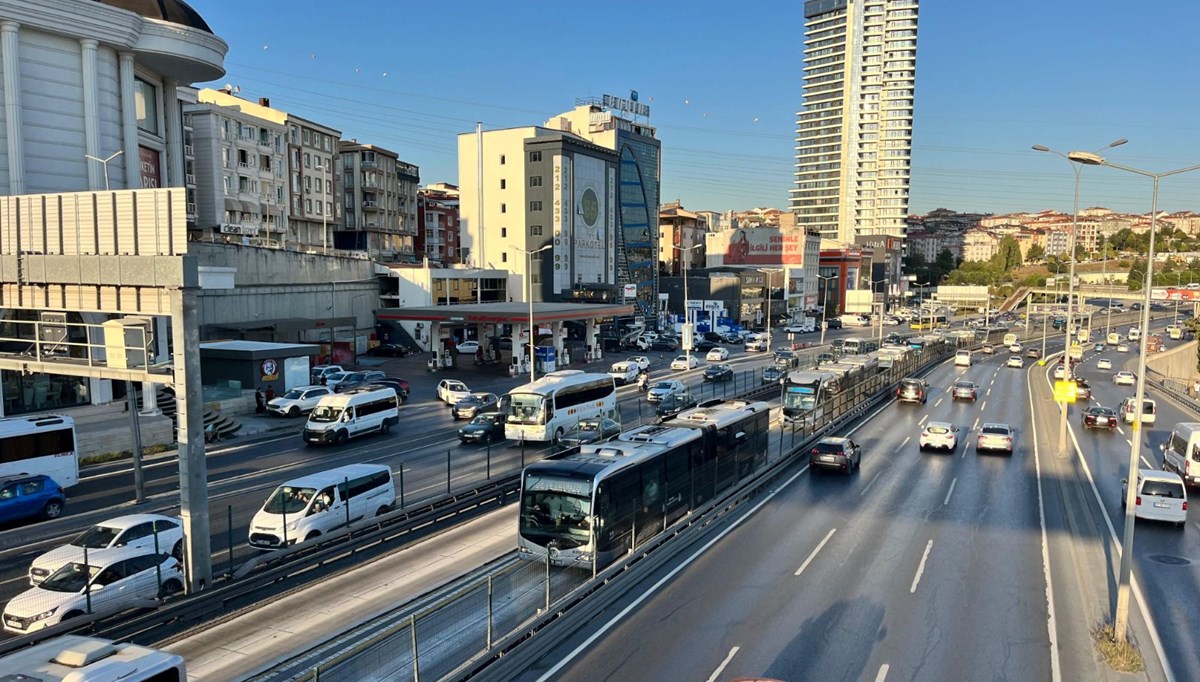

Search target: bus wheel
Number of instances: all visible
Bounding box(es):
[554,428,564,444]
[381,421,391,435]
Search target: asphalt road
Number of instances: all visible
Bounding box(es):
[524,349,1058,681]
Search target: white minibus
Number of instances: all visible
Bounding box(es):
[302,386,399,446]
[1164,422,1200,486]
[249,463,396,548]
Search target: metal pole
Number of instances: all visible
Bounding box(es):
[227,505,234,579]
[125,380,145,503]
[486,439,491,479]
[545,549,551,610]
[446,450,452,495]
[486,575,494,650]
[1057,162,1083,455]
[399,466,405,508]
[410,613,420,681]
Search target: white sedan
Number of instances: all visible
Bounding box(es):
[629,355,651,372]
[706,347,730,362]
[27,513,184,586]
[1096,358,1112,370]
[1113,371,1136,386]
[671,355,701,371]
[1006,355,1024,368]
[456,340,480,355]
[1053,364,1067,380]
[437,379,472,405]
[919,421,958,452]
[1117,343,1130,352]
[267,385,333,417]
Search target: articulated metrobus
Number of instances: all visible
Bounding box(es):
[782,370,837,424]
[910,314,948,331]
[503,371,617,443]
[0,415,79,488]
[517,399,771,568]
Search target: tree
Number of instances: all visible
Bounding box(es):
[1025,243,1045,262]
[1127,259,1146,291]
[991,236,1022,271]
[934,248,957,280]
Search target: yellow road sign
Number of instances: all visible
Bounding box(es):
[1054,380,1077,403]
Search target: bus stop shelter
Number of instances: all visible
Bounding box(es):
[375,302,635,374]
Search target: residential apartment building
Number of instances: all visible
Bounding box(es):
[791,0,920,242]
[905,228,963,263]
[458,126,620,302]
[961,228,999,262]
[658,202,708,275]
[417,187,460,264]
[337,141,420,260]
[1046,229,1070,257]
[182,92,288,243]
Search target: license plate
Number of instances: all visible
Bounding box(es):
[821,455,836,462]
[1154,502,1170,508]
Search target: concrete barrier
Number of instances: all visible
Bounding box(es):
[1146,339,1198,386]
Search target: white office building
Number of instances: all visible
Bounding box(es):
[790,0,919,243]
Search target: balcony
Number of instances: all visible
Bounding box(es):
[362,200,382,211]
[184,144,194,156]
[186,202,197,217]
[185,173,195,185]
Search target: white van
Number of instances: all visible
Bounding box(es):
[1128,327,1141,342]
[1122,469,1188,527]
[1163,422,1200,486]
[954,350,972,367]
[744,333,770,352]
[302,386,399,446]
[249,463,395,549]
[839,314,871,327]
[1106,332,1121,345]
[1119,397,1156,425]
[0,635,186,681]
[607,361,640,385]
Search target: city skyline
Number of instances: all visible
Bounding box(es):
[195,1,1200,217]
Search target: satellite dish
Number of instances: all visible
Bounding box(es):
[233,85,241,94]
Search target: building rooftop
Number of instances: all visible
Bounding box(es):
[97,0,212,33]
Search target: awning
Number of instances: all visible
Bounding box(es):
[223,197,240,211]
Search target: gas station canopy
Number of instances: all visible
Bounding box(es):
[375,302,636,325]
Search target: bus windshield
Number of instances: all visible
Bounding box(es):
[263,486,316,515]
[783,389,817,411]
[309,405,343,423]
[507,393,546,425]
[520,475,592,546]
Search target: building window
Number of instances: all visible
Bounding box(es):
[306,199,312,212]
[530,201,542,211]
[326,179,332,193]
[500,179,506,190]
[304,153,311,168]
[501,253,507,263]
[327,201,332,215]
[501,203,506,214]
[501,227,507,238]
[529,176,542,187]
[500,154,506,165]
[530,151,542,162]
[530,225,543,235]
[134,78,159,134]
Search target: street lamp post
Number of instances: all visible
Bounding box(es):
[758,268,783,351]
[817,274,839,346]
[1071,152,1200,644]
[1033,138,1127,456]
[673,243,705,366]
[84,150,124,191]
[515,244,553,383]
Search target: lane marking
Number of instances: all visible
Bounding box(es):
[705,646,740,682]
[986,387,992,397]
[972,418,980,431]
[875,664,890,682]
[943,477,957,506]
[846,400,892,436]
[1126,438,1133,448]
[980,400,987,411]
[901,436,910,448]
[934,398,943,407]
[536,463,813,681]
[1141,456,1153,469]
[919,415,928,426]
[795,528,837,576]
[860,472,882,497]
[1117,426,1125,435]
[910,539,934,593]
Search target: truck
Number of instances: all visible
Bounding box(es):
[1147,333,1164,353]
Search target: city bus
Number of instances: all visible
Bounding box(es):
[503,371,617,444]
[910,314,947,331]
[0,415,79,488]
[782,370,838,424]
[842,337,880,355]
[516,399,771,568]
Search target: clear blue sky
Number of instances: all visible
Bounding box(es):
[192,0,1200,218]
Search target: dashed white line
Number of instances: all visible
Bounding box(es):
[986,387,992,397]
[934,398,943,407]
[919,414,928,426]
[795,528,837,576]
[972,417,980,431]
[1126,438,1133,448]
[981,400,987,410]
[901,436,910,448]
[1141,456,1153,469]
[910,539,934,593]
[705,646,740,682]
[875,664,891,682]
[1117,426,1125,435]
[943,477,958,506]
[861,471,882,497]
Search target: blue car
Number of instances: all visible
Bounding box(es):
[0,475,66,524]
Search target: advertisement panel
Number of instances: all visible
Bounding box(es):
[572,154,609,287]
[705,227,808,266]
[552,155,572,293]
[844,290,875,314]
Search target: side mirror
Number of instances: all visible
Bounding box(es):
[1159,443,1166,451]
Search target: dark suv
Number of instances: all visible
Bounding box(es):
[0,475,66,525]
[810,437,861,475]
[334,370,387,393]
[897,378,928,404]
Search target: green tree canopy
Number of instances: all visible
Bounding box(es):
[1025,243,1045,262]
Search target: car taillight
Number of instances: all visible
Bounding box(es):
[811,448,819,456]
[1183,501,1188,511]
[1135,496,1142,506]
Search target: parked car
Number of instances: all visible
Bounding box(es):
[557,417,622,447]
[458,412,506,444]
[0,475,66,525]
[809,437,861,475]
[629,355,651,372]
[322,371,350,391]
[334,370,387,393]
[919,421,958,452]
[28,514,184,586]
[451,392,500,420]
[3,547,183,634]
[364,378,409,403]
[650,337,680,352]
[455,340,481,355]
[310,364,344,384]
[647,380,686,403]
[951,380,978,402]
[976,423,1015,454]
[670,355,701,371]
[762,365,786,385]
[1122,469,1187,527]
[692,339,719,352]
[655,391,698,421]
[1082,406,1118,430]
[706,347,730,362]
[703,364,734,382]
[437,379,472,405]
[267,385,333,417]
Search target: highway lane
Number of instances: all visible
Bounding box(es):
[522,352,1055,681]
[0,340,800,621]
[1055,338,1200,682]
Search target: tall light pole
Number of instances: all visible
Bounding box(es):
[1033,138,1127,457]
[673,243,705,366]
[870,277,888,344]
[758,268,783,350]
[84,150,124,191]
[817,273,839,346]
[516,244,552,383]
[1070,151,1200,644]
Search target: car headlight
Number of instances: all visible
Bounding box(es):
[285,521,299,531]
[30,606,58,621]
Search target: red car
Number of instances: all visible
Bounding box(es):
[1082,406,1118,430]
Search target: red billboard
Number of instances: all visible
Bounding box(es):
[705,227,808,266]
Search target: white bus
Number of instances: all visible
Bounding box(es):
[0,415,79,488]
[503,371,617,443]
[0,634,185,681]
[842,337,879,355]
[782,371,837,424]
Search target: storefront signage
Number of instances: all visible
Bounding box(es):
[219,224,260,236]
[261,358,279,382]
[138,146,161,189]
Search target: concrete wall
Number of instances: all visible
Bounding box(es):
[1147,339,1198,382]
[190,242,378,341]
[73,406,173,459]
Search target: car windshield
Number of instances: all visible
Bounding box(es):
[263,486,316,515]
[71,524,121,549]
[469,414,497,425]
[282,389,305,400]
[40,561,100,593]
[652,382,676,391]
[309,405,342,423]
[507,393,546,425]
[674,356,687,363]
[520,475,593,546]
[342,372,365,382]
[326,372,346,382]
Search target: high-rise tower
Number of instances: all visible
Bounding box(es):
[791,0,919,243]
